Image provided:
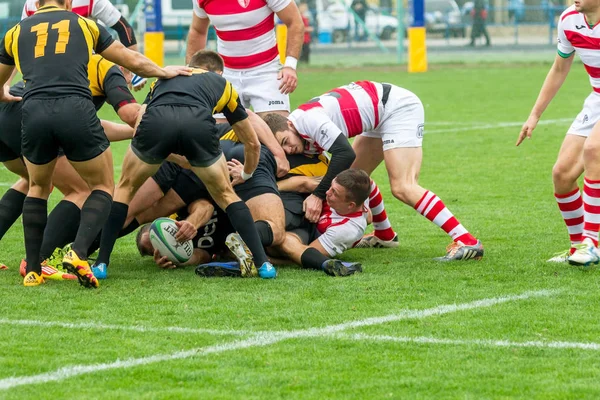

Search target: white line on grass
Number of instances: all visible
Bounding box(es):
[0,319,250,337]
[0,289,555,391]
[336,333,600,351]
[426,118,572,134]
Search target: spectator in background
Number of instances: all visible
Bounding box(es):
[469,0,491,47]
[351,0,368,41]
[299,2,314,63]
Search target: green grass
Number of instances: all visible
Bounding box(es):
[2,62,600,399]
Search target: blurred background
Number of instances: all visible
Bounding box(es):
[0,0,571,66]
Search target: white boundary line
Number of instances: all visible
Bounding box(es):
[0,289,555,391]
[336,333,600,351]
[426,118,572,134]
[0,319,250,337]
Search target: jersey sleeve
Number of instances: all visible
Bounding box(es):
[0,26,18,66]
[103,65,137,112]
[289,109,343,152]
[94,23,116,53]
[21,1,31,20]
[268,0,292,12]
[92,0,122,27]
[317,220,365,257]
[557,16,575,57]
[193,0,208,18]
[215,80,248,125]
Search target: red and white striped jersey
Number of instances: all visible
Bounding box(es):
[558,6,600,93]
[22,0,122,26]
[317,201,368,257]
[288,81,387,154]
[193,0,290,70]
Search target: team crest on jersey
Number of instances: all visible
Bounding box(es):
[238,0,250,8]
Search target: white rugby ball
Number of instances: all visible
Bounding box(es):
[149,217,194,264]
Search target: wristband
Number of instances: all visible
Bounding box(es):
[241,170,253,181]
[284,56,298,70]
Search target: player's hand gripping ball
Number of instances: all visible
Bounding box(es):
[149,218,194,264]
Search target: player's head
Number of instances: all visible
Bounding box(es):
[38,0,71,10]
[263,113,304,155]
[575,0,600,12]
[326,169,371,214]
[188,50,224,74]
[136,224,154,257]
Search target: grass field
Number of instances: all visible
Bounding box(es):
[2,61,600,399]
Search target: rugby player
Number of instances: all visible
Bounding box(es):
[264,81,484,261]
[95,50,277,279]
[1,54,140,279]
[0,0,191,287]
[517,2,600,266]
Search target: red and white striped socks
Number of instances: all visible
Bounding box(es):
[368,180,396,241]
[583,178,600,246]
[554,188,584,251]
[414,190,477,246]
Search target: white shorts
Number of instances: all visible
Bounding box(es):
[361,85,424,151]
[567,92,600,137]
[223,58,290,114]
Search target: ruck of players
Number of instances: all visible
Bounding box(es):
[0,0,485,289]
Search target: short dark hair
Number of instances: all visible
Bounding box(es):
[262,113,289,135]
[136,224,152,257]
[188,50,224,72]
[335,169,371,205]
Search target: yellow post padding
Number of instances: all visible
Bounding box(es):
[408,27,427,73]
[144,31,164,67]
[276,24,287,64]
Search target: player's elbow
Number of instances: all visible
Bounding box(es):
[119,104,141,128]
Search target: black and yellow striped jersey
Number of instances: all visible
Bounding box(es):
[88,54,136,112]
[284,153,330,178]
[145,69,247,126]
[0,5,114,100]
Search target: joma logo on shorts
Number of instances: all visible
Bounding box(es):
[268,100,285,106]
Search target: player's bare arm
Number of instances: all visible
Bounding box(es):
[185,15,210,64]
[277,176,322,193]
[517,53,574,146]
[176,199,215,242]
[100,41,192,79]
[0,64,21,102]
[276,2,304,95]
[247,110,290,176]
[231,118,261,179]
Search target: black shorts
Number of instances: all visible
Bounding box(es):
[289,219,319,246]
[172,169,211,205]
[132,105,221,167]
[152,161,182,193]
[21,96,109,165]
[0,100,22,162]
[226,144,279,202]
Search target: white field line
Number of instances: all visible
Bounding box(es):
[426,118,572,134]
[0,289,555,391]
[336,333,600,351]
[0,319,250,337]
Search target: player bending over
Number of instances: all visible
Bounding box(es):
[264,81,484,261]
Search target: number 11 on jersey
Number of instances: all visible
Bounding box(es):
[31,19,70,58]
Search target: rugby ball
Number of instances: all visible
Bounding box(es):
[149,218,194,264]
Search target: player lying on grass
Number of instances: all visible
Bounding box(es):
[263,80,484,261]
[193,166,366,277]
[0,55,140,279]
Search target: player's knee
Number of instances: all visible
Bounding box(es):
[552,162,578,187]
[390,181,414,204]
[583,140,600,164]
